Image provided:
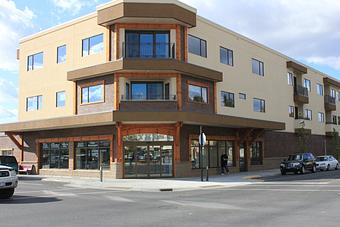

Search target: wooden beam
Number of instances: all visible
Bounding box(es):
[5,132,23,150]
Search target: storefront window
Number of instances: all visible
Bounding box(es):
[250,141,263,165]
[41,142,69,169]
[75,141,110,170]
[191,139,235,169]
[123,134,173,142]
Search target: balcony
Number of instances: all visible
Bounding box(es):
[294,85,309,104]
[122,42,176,59]
[294,118,311,135]
[119,94,178,112]
[324,95,336,112]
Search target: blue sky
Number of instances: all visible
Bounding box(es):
[1,0,340,123]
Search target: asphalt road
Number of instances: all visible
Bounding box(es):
[1,170,340,227]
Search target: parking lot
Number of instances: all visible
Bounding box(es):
[1,170,340,227]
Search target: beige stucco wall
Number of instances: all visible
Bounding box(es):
[18,14,107,121]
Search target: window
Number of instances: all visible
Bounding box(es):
[41,143,69,169]
[130,82,164,100]
[221,91,234,107]
[289,106,295,118]
[57,45,66,64]
[318,112,324,123]
[26,95,42,111]
[304,109,312,120]
[81,83,104,104]
[220,47,233,66]
[125,31,170,58]
[56,91,66,108]
[125,83,130,100]
[287,72,294,85]
[337,91,340,101]
[250,141,263,165]
[188,35,207,57]
[303,79,311,92]
[82,34,104,56]
[239,93,246,100]
[190,139,234,169]
[253,98,265,112]
[188,84,208,103]
[75,141,110,170]
[252,58,264,76]
[333,115,337,124]
[331,89,336,98]
[338,116,340,125]
[27,52,43,71]
[316,84,323,96]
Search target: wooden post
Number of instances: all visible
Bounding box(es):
[116,122,122,163]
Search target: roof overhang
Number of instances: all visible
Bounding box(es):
[323,77,340,88]
[97,1,196,27]
[287,61,307,74]
[0,111,285,133]
[67,59,223,82]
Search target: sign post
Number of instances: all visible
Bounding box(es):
[199,126,207,181]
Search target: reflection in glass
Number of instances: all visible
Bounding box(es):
[41,142,69,169]
[189,84,208,103]
[75,141,110,170]
[56,91,66,107]
[57,45,67,64]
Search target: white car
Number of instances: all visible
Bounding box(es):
[316,155,339,171]
[0,165,18,199]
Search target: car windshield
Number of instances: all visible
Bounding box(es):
[0,156,17,164]
[288,154,302,161]
[316,157,326,161]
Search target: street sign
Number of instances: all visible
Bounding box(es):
[199,132,206,146]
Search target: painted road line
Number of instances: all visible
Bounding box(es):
[106,196,135,203]
[161,200,243,210]
[217,188,340,192]
[42,190,77,197]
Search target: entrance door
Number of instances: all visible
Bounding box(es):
[239,143,246,172]
[124,142,173,178]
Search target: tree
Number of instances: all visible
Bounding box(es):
[330,128,340,160]
[296,123,308,153]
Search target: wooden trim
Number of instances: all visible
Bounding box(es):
[73,82,77,115]
[5,132,23,150]
[213,82,217,114]
[177,74,182,111]
[79,80,105,105]
[114,74,120,110]
[184,27,188,62]
[116,23,177,30]
[116,122,122,162]
[189,134,237,141]
[187,80,210,104]
[176,25,181,60]
[118,72,178,79]
[115,25,120,60]
[120,124,176,137]
[174,122,182,161]
[106,27,111,61]
[36,135,113,143]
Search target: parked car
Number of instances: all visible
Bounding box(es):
[316,155,339,171]
[0,165,18,199]
[280,152,316,175]
[0,156,18,173]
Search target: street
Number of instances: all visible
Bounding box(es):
[1,170,340,227]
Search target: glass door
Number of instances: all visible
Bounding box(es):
[239,143,246,172]
[135,146,148,178]
[149,145,161,177]
[161,145,173,177]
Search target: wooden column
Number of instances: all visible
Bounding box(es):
[174,122,182,161]
[110,134,114,164]
[184,27,188,62]
[175,25,181,60]
[114,74,120,110]
[235,132,240,170]
[176,74,182,111]
[68,142,74,170]
[116,122,123,163]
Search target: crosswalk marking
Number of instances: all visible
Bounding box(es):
[161,200,243,210]
[106,196,135,203]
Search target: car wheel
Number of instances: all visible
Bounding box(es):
[327,164,330,171]
[336,163,339,170]
[0,188,14,199]
[312,165,316,173]
[300,166,305,174]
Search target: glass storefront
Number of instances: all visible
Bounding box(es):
[41,142,69,169]
[123,134,173,178]
[191,139,235,169]
[75,141,110,170]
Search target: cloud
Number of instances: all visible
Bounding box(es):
[52,0,98,15]
[0,0,35,72]
[0,108,16,123]
[181,0,340,75]
[0,79,18,105]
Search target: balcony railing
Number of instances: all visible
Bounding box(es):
[122,42,176,59]
[325,95,336,105]
[294,85,308,97]
[121,94,177,101]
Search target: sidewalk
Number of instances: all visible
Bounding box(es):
[19,169,280,192]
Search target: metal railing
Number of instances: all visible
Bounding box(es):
[120,94,177,101]
[294,84,309,97]
[324,95,336,105]
[122,42,176,59]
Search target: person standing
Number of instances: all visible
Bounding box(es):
[220,153,229,175]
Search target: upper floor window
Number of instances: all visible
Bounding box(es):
[316,83,323,96]
[188,35,207,58]
[82,34,104,57]
[125,31,171,59]
[288,106,295,118]
[239,93,246,100]
[318,112,324,123]
[27,52,43,71]
[56,91,66,108]
[303,79,311,92]
[304,109,312,120]
[251,58,264,76]
[331,89,336,98]
[220,47,233,66]
[26,95,42,111]
[57,45,66,64]
[81,83,104,104]
[221,91,234,107]
[287,72,294,85]
[128,82,167,100]
[253,98,265,112]
[188,83,208,103]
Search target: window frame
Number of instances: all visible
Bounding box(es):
[239,93,246,100]
[318,112,325,123]
[251,58,264,76]
[80,81,105,105]
[253,98,265,113]
[303,79,311,92]
[220,46,234,66]
[56,91,66,108]
[187,81,209,104]
[82,33,104,57]
[188,34,207,58]
[221,91,235,108]
[304,109,312,120]
[287,72,294,85]
[27,52,44,71]
[288,106,295,118]
[316,83,323,96]
[26,95,42,112]
[57,44,67,64]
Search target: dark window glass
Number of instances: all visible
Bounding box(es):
[165,83,170,100]
[250,141,263,165]
[41,142,69,169]
[253,98,265,112]
[188,35,207,57]
[82,34,104,56]
[57,45,66,64]
[220,47,233,66]
[125,83,130,100]
[221,91,235,107]
[189,84,208,103]
[130,82,164,100]
[252,58,264,76]
[27,52,43,71]
[75,140,110,170]
[56,91,66,108]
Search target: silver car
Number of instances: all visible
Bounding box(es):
[316,155,339,171]
[0,165,18,199]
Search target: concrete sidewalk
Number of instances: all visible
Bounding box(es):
[19,169,280,192]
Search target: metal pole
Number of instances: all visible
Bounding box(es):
[206,166,209,181]
[100,165,103,182]
[200,126,203,182]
